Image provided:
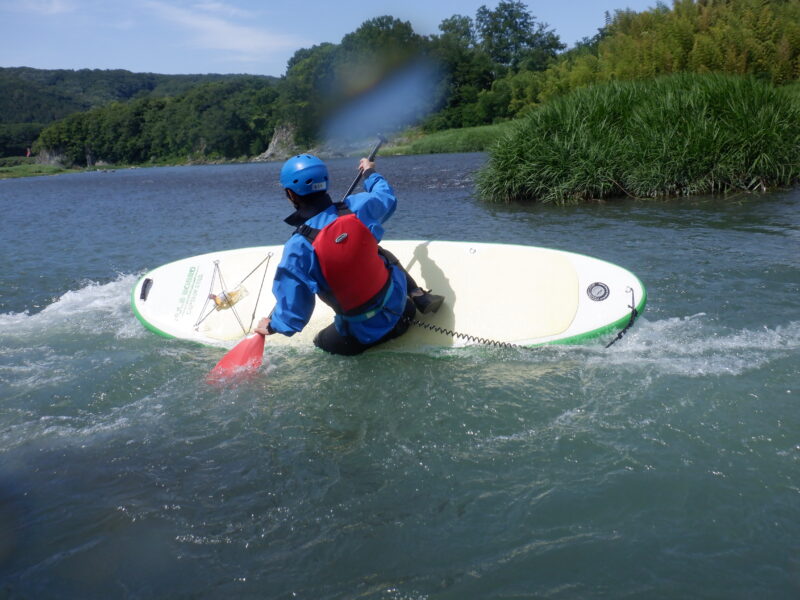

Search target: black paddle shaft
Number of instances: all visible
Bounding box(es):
[341,135,387,201]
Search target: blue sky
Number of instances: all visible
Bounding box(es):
[0,0,657,76]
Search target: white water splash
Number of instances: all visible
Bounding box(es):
[3,279,796,383]
[0,274,146,341]
[0,380,176,452]
[586,314,800,377]
[0,274,154,402]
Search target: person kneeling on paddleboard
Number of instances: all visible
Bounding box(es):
[254,154,444,355]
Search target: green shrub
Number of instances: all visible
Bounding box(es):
[476,73,800,204]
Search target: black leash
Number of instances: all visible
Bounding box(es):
[403,316,522,350]
[394,287,640,351]
[604,287,639,348]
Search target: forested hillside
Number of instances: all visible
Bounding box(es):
[34,79,278,165]
[28,2,566,165]
[21,0,800,168]
[0,67,275,157]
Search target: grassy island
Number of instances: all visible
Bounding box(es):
[477,74,800,204]
[0,157,83,179]
[384,123,514,156]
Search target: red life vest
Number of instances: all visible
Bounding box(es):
[296,204,390,316]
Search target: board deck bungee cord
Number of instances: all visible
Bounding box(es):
[131,240,647,350]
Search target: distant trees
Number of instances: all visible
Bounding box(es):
[25,0,800,165]
[0,123,42,158]
[278,16,430,145]
[475,0,565,72]
[425,15,493,130]
[0,68,275,159]
[34,79,278,165]
[426,1,561,130]
[27,3,564,160]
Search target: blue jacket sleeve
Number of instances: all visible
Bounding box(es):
[269,238,318,336]
[346,172,397,241]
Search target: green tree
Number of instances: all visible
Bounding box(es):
[439,15,478,49]
[475,0,564,72]
[334,16,429,96]
[0,123,43,157]
[278,43,338,145]
[427,14,495,130]
[514,0,800,114]
[277,16,431,144]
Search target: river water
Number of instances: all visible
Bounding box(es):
[0,153,798,598]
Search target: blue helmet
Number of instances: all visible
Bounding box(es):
[280,154,329,196]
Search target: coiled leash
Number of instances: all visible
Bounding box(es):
[403,316,522,350]
[393,286,640,351]
[385,305,522,349]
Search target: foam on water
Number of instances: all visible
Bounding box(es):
[581,313,800,378]
[2,274,797,391]
[0,370,169,451]
[0,274,145,340]
[0,275,152,403]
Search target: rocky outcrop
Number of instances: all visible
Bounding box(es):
[35,148,68,166]
[254,124,298,162]
[252,123,380,162]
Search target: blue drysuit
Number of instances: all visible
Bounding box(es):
[269,172,409,344]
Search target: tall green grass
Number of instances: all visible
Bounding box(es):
[783,81,800,103]
[477,74,800,204]
[387,122,514,155]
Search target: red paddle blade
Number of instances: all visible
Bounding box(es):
[207,334,265,381]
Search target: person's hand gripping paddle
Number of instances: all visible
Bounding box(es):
[206,135,386,382]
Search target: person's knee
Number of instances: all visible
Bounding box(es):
[314,325,367,356]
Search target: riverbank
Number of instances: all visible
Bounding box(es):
[0,157,82,179]
[7,73,799,197]
[0,124,512,180]
[0,155,255,180]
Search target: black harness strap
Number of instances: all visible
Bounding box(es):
[293,202,352,242]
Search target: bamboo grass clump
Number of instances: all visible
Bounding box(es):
[477,74,800,204]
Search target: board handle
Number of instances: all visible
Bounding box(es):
[139,278,154,301]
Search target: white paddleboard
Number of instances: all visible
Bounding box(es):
[131,240,646,350]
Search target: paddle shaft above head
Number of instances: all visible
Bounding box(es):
[341,135,387,200]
